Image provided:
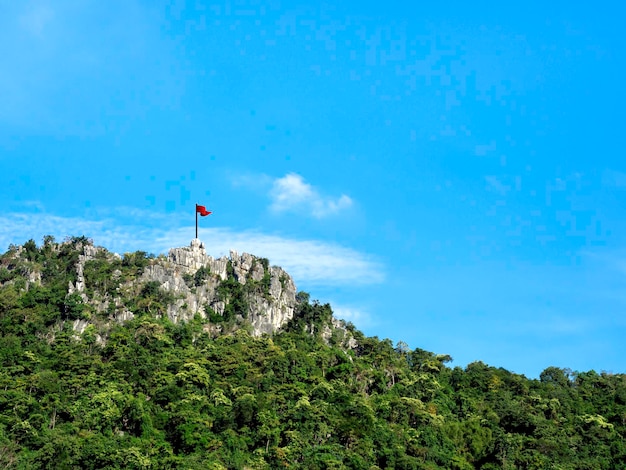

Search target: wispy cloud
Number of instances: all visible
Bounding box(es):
[161,227,383,286]
[269,173,352,218]
[0,211,383,287]
[332,305,377,328]
[0,212,166,256]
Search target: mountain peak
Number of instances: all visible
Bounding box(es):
[149,238,298,335]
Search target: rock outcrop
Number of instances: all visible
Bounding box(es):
[2,237,357,350]
[68,242,101,297]
[142,239,297,336]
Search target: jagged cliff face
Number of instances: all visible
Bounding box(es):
[1,237,356,349]
[63,238,297,336]
[144,239,297,335]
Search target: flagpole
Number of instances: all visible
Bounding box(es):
[195,204,198,239]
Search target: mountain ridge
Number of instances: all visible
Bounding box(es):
[1,235,356,349]
[1,236,625,468]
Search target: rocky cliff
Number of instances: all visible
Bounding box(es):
[1,237,357,349]
[65,238,297,337]
[144,239,297,335]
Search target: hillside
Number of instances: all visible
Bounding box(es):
[0,236,625,469]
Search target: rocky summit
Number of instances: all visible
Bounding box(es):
[146,239,297,335]
[64,239,296,336]
[2,236,626,469]
[4,236,300,343]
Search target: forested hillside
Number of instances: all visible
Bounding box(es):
[0,237,625,469]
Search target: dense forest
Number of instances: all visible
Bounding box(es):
[0,237,625,469]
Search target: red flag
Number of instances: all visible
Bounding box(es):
[196,204,212,216]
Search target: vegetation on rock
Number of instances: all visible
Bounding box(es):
[0,237,625,469]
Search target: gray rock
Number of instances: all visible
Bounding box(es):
[138,239,297,336]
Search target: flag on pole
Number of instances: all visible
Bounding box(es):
[196,204,212,216]
[195,203,212,239]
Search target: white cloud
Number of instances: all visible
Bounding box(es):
[0,211,383,287]
[161,227,383,286]
[269,173,353,218]
[332,305,376,328]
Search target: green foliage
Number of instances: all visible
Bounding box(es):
[216,262,249,322]
[0,267,13,283]
[193,266,211,287]
[236,259,272,300]
[83,254,122,296]
[64,292,88,320]
[285,297,334,337]
[0,238,626,468]
[132,281,175,317]
[296,291,310,305]
[122,251,153,277]
[23,239,40,262]
[182,273,194,288]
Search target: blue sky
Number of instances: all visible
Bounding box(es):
[2,0,625,377]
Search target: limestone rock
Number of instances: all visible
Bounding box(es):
[7,237,357,351]
[139,240,297,336]
[168,239,228,279]
[69,243,103,294]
